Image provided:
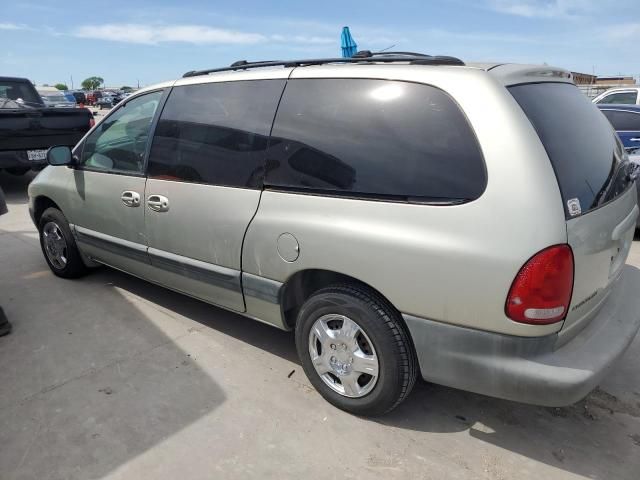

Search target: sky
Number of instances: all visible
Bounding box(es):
[1,0,639,88]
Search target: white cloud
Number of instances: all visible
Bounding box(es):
[0,22,28,30]
[73,23,335,46]
[487,0,593,18]
[74,24,265,45]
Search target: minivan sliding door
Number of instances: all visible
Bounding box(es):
[143,79,286,312]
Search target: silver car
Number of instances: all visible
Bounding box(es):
[28,54,640,415]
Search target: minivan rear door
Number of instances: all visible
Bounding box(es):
[510,82,638,335]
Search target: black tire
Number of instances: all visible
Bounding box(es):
[38,207,89,278]
[295,284,418,416]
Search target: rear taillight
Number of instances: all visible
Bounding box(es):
[505,245,574,325]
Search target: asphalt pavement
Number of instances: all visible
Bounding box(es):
[1,170,639,480]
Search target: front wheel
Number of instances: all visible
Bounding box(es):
[38,207,89,278]
[295,284,418,416]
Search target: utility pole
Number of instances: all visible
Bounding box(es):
[70,75,74,90]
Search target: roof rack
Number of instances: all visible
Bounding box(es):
[182,51,464,78]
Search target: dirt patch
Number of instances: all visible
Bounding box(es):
[587,388,640,418]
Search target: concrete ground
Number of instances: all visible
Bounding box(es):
[1,171,639,480]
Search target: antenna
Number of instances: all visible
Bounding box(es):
[377,44,396,53]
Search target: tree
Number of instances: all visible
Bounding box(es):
[81,76,104,91]
[121,86,133,92]
[54,83,68,91]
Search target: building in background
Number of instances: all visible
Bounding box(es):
[572,71,597,85]
[596,76,636,86]
[572,72,637,99]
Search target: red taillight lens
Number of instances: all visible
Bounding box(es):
[506,245,574,325]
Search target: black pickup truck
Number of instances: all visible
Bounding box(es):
[0,76,93,175]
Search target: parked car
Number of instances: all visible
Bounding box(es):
[36,87,76,108]
[85,91,102,106]
[626,147,640,227]
[71,91,86,105]
[96,94,116,109]
[28,55,640,415]
[598,103,640,227]
[0,76,94,174]
[593,87,640,105]
[62,91,77,105]
[597,104,640,151]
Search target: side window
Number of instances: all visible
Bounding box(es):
[81,91,163,173]
[601,110,640,131]
[597,92,638,105]
[147,79,285,188]
[265,79,486,201]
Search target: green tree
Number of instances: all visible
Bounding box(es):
[120,86,133,92]
[54,83,68,90]
[81,76,104,91]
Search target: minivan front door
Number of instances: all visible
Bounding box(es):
[143,79,287,312]
[68,90,165,277]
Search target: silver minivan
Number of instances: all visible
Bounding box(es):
[29,53,640,415]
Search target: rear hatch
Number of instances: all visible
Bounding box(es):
[510,82,638,336]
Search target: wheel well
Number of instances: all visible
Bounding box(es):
[33,196,61,225]
[280,269,398,330]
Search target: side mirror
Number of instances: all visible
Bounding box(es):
[47,146,74,166]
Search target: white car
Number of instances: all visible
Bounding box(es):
[593,87,640,105]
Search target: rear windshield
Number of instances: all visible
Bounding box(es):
[509,82,629,218]
[0,80,43,108]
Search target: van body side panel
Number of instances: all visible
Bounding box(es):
[243,68,567,337]
[144,180,259,312]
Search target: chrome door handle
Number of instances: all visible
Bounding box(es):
[147,194,170,212]
[121,190,141,207]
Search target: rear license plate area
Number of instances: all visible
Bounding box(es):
[27,150,47,161]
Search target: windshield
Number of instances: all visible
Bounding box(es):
[509,82,630,218]
[0,80,43,107]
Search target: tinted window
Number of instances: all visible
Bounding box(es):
[597,92,637,104]
[265,79,486,202]
[148,80,285,188]
[82,90,163,173]
[0,80,42,108]
[510,83,627,217]
[600,109,640,131]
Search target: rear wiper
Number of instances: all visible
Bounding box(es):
[593,159,632,208]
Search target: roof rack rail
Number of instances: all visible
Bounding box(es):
[182,53,464,78]
[352,50,432,58]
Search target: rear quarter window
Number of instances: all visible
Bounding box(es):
[509,82,623,218]
[265,79,486,202]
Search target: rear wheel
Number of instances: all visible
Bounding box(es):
[295,284,418,416]
[38,208,89,278]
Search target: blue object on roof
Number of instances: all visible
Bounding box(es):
[340,26,358,58]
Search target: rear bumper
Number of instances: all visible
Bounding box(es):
[404,265,640,406]
[0,150,45,169]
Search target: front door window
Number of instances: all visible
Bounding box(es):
[81,91,163,174]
